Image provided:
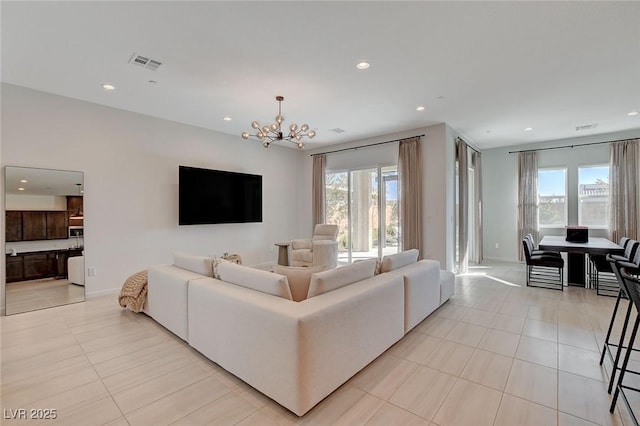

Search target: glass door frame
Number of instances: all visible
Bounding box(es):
[326,164,398,264]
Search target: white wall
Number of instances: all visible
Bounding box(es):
[302,123,457,271]
[1,84,304,306]
[6,194,67,210]
[483,129,640,262]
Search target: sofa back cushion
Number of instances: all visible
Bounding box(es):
[273,265,326,302]
[217,263,293,300]
[173,252,213,277]
[307,259,376,298]
[380,249,419,273]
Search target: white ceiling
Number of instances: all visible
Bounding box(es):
[2,1,639,150]
[5,166,84,196]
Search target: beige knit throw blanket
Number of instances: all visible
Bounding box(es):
[118,270,148,313]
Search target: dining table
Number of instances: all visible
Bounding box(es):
[538,236,624,287]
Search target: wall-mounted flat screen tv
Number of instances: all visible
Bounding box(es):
[179,166,262,225]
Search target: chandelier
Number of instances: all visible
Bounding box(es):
[241,96,316,149]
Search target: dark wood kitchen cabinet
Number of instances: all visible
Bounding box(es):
[6,211,23,242]
[6,210,69,241]
[22,211,47,241]
[67,196,84,227]
[46,211,69,239]
[23,253,54,280]
[6,255,24,282]
[6,249,80,283]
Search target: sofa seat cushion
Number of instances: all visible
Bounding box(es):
[291,249,313,263]
[381,249,419,273]
[173,252,213,277]
[307,259,376,298]
[218,262,293,300]
[273,265,326,302]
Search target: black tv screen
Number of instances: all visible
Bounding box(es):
[179,166,262,225]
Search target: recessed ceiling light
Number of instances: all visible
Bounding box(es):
[485,130,492,134]
[101,83,115,91]
[524,127,533,131]
[416,106,425,111]
[148,80,157,84]
[18,187,25,191]
[356,61,370,70]
[20,179,27,183]
[223,117,232,121]
[628,111,639,116]
[437,96,444,99]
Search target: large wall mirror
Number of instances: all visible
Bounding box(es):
[4,166,85,315]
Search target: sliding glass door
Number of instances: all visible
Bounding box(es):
[326,166,399,263]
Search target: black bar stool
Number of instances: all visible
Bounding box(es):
[599,247,640,393]
[609,270,640,424]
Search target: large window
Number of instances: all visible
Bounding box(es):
[326,166,399,263]
[578,165,609,228]
[538,168,567,227]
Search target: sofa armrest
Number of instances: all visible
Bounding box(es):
[388,259,441,333]
[188,273,404,416]
[291,239,311,250]
[146,264,207,341]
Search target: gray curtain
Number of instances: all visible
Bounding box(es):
[457,140,469,273]
[609,139,639,241]
[472,151,483,263]
[312,154,326,228]
[398,137,423,258]
[517,151,539,261]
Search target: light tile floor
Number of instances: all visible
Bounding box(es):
[1,260,638,425]
[5,278,85,315]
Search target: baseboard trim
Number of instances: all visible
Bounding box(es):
[482,256,522,264]
[86,288,120,299]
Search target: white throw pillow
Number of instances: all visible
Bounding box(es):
[307,259,376,299]
[380,249,419,273]
[173,252,213,276]
[217,262,293,300]
[273,265,326,302]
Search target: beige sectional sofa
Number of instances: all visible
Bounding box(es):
[145,250,454,416]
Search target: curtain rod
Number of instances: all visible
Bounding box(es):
[310,134,425,157]
[455,137,480,153]
[508,137,639,154]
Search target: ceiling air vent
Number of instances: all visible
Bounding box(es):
[129,53,163,71]
[329,128,346,133]
[576,123,598,131]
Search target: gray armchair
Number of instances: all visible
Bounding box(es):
[290,224,339,268]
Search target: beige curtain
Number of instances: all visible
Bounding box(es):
[609,139,639,241]
[472,151,483,263]
[457,140,469,273]
[398,137,423,258]
[517,151,539,261]
[312,154,326,228]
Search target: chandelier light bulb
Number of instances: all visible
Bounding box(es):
[241,96,317,148]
